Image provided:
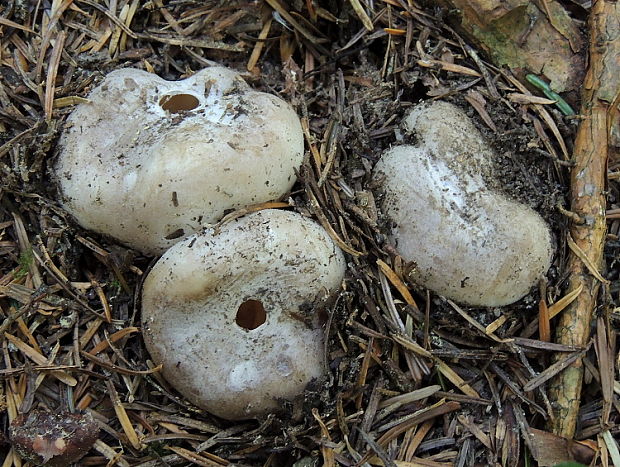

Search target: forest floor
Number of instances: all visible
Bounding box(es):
[0,1,618,466]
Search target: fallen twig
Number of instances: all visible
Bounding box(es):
[548,0,620,438]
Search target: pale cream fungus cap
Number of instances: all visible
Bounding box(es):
[141,209,346,420]
[373,101,553,306]
[55,67,304,255]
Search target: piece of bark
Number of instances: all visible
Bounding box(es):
[527,428,596,466]
[548,0,620,438]
[430,0,585,92]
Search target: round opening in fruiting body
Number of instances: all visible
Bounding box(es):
[159,93,200,112]
[236,299,267,330]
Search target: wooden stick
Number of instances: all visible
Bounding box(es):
[548,0,620,438]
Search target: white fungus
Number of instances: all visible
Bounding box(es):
[141,209,346,420]
[373,101,553,307]
[55,67,304,255]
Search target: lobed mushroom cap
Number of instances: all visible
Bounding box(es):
[55,67,304,255]
[373,101,553,307]
[141,209,346,420]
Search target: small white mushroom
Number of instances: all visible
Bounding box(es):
[55,67,304,255]
[141,209,345,420]
[373,101,553,307]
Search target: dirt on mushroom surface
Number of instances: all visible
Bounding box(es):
[0,1,617,467]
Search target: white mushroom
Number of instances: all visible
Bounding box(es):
[141,209,345,420]
[373,101,553,306]
[55,67,304,255]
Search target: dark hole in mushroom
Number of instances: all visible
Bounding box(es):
[159,94,199,113]
[236,300,266,330]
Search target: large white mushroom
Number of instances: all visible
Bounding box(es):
[373,101,553,307]
[141,209,346,420]
[55,67,304,255]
